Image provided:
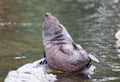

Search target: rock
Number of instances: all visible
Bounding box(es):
[4,59,57,82]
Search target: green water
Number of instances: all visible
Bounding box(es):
[0,0,120,82]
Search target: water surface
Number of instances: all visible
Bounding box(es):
[0,0,120,82]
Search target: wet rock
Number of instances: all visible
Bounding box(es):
[4,59,57,82]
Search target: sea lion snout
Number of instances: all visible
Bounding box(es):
[44,13,51,22]
[43,13,62,37]
[44,13,53,21]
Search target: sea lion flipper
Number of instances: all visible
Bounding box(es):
[82,65,96,79]
[39,50,47,65]
[72,42,83,50]
[44,50,46,57]
[88,54,99,63]
[72,43,99,63]
[39,57,47,65]
[72,42,78,50]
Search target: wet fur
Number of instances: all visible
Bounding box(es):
[43,13,90,72]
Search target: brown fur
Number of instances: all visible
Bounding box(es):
[43,13,90,72]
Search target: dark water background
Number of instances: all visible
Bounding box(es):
[0,0,120,82]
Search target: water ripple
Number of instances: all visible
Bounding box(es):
[92,77,120,82]
[0,22,41,27]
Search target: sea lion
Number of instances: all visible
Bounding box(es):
[41,13,99,78]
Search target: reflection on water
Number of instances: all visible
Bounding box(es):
[0,0,120,82]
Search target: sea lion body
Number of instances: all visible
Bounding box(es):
[43,13,90,72]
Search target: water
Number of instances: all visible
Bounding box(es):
[0,0,120,82]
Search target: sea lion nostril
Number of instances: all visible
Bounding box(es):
[45,13,48,17]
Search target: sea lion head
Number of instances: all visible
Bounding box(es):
[43,13,63,42]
